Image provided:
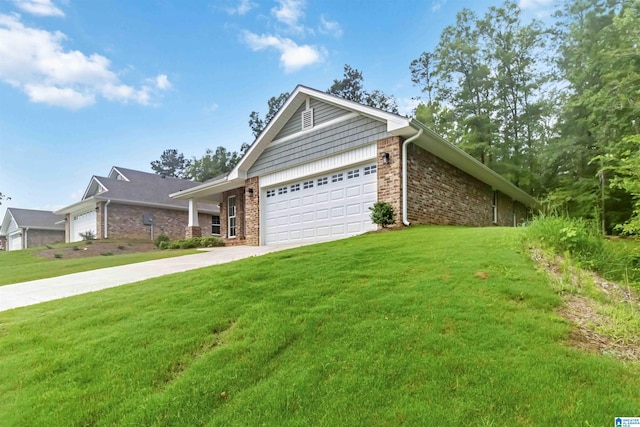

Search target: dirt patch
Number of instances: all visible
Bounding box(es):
[530,248,640,363]
[36,241,157,259]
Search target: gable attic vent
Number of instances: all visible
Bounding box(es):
[301,108,314,131]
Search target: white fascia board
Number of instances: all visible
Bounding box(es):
[109,167,130,181]
[0,210,14,235]
[80,176,100,201]
[170,177,245,201]
[54,198,96,215]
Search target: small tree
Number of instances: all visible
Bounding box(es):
[369,202,395,228]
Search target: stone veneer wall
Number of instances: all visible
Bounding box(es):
[64,213,71,242]
[245,177,260,246]
[220,187,246,244]
[105,203,214,241]
[376,136,404,226]
[26,229,65,248]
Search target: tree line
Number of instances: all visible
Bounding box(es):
[151,0,639,234]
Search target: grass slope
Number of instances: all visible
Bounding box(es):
[0,226,638,426]
[0,247,199,286]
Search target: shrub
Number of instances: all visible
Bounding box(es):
[100,252,114,256]
[369,201,395,228]
[54,253,63,259]
[79,230,95,241]
[199,237,224,247]
[117,245,126,250]
[156,236,224,250]
[72,246,80,251]
[154,233,170,248]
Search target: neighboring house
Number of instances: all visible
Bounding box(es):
[54,167,219,243]
[171,85,537,246]
[0,208,65,251]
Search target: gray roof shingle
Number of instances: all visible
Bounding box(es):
[8,208,65,230]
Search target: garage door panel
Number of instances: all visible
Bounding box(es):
[71,211,96,242]
[264,163,377,245]
[8,234,22,251]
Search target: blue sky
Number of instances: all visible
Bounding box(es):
[0,0,553,221]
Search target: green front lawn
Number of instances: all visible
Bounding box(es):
[0,246,200,286]
[0,226,638,425]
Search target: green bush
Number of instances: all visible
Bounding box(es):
[154,233,171,248]
[369,201,394,228]
[525,215,640,286]
[79,230,95,241]
[156,236,224,250]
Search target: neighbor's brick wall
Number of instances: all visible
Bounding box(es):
[106,203,214,241]
[0,236,6,251]
[406,144,494,226]
[26,229,65,248]
[377,136,404,226]
[245,177,260,246]
[220,187,246,244]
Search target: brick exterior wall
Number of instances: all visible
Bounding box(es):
[0,236,6,251]
[105,203,214,241]
[245,177,260,246]
[377,136,404,226]
[220,187,246,245]
[64,213,71,242]
[26,229,65,248]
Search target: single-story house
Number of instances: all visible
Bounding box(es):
[0,208,65,251]
[170,85,537,246]
[55,166,219,242]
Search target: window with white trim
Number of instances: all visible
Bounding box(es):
[303,180,314,189]
[290,183,300,192]
[228,196,237,238]
[364,165,377,175]
[347,169,360,179]
[317,177,328,186]
[331,173,344,183]
[278,186,288,195]
[211,215,221,235]
[266,189,276,198]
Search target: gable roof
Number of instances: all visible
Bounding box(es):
[0,208,64,235]
[55,167,219,215]
[171,85,537,207]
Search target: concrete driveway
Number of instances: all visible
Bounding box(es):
[0,244,303,313]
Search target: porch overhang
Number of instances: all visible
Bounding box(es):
[170,177,246,203]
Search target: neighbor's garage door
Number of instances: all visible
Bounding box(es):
[71,210,96,242]
[264,163,378,245]
[8,234,22,251]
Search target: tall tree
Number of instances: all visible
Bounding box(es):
[327,64,399,113]
[188,146,242,182]
[249,92,290,138]
[0,192,10,205]
[550,0,638,231]
[411,1,551,195]
[150,149,192,179]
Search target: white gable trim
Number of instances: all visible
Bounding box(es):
[268,112,360,148]
[259,144,377,188]
[109,167,130,181]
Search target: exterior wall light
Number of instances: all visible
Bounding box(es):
[381,152,390,164]
[247,188,254,197]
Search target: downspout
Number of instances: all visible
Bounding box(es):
[104,200,111,239]
[24,227,29,249]
[402,127,424,226]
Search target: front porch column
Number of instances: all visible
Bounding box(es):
[185,198,201,238]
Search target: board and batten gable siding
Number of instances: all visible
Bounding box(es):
[274,98,353,141]
[248,115,388,178]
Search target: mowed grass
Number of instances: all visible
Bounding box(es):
[0,226,638,426]
[0,247,200,286]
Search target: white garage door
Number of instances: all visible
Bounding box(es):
[8,234,22,251]
[264,163,378,245]
[71,210,96,242]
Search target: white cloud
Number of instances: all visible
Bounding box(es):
[519,0,554,9]
[0,14,170,109]
[397,97,420,117]
[204,102,219,114]
[226,0,257,15]
[271,0,305,31]
[155,74,171,90]
[319,15,342,38]
[12,0,64,17]
[242,30,325,73]
[431,0,447,12]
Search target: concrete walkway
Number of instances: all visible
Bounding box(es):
[0,244,303,312]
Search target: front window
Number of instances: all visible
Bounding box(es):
[212,215,220,235]
[228,196,236,238]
